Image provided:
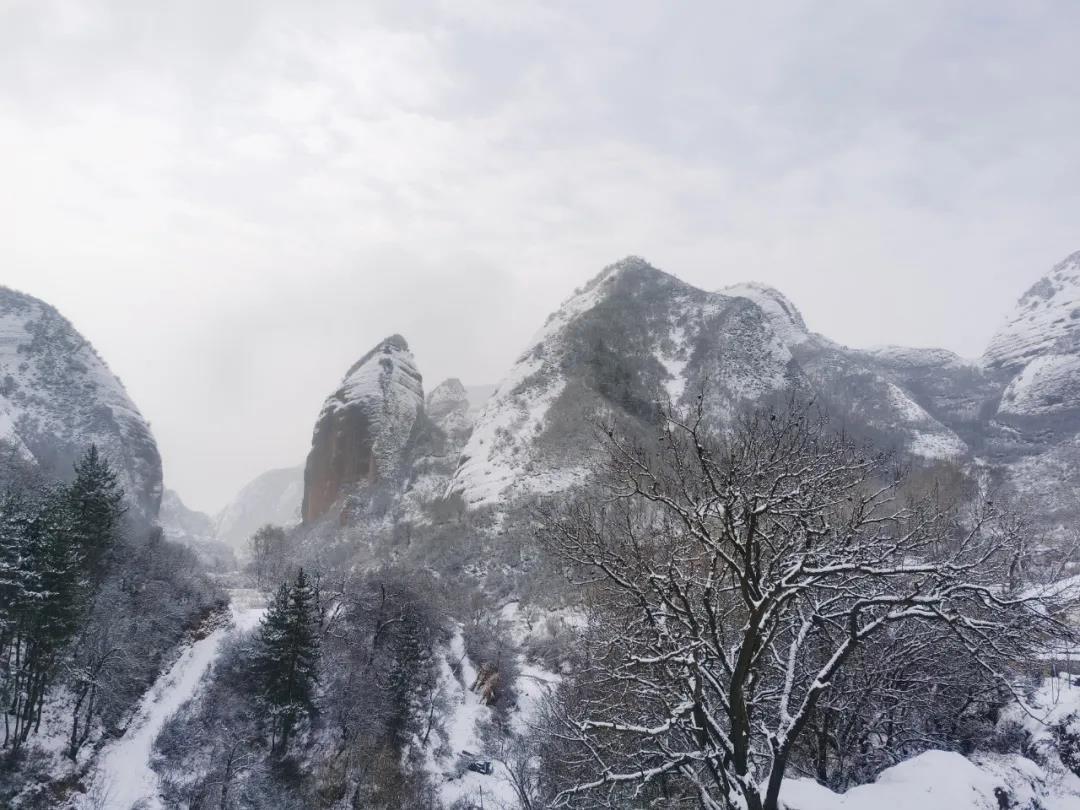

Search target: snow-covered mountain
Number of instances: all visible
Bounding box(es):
[449,257,981,509]
[214,465,304,550]
[0,286,162,522]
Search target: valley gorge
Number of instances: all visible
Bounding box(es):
[4,251,1080,809]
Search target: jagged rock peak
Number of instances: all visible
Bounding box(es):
[332,334,422,412]
[449,258,803,508]
[0,286,162,522]
[302,334,424,523]
[984,250,1080,371]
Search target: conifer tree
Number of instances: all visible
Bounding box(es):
[68,444,125,585]
[253,568,320,751]
[1,447,125,749]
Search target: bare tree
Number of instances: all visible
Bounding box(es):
[539,399,1072,810]
[247,524,289,589]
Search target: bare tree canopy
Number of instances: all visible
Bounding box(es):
[539,398,1074,810]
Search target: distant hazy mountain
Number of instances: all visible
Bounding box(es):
[160,488,215,545]
[159,488,237,569]
[0,286,162,522]
[214,465,304,551]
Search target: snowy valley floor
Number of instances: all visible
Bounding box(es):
[80,589,266,810]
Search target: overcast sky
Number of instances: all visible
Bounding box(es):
[2,0,1078,513]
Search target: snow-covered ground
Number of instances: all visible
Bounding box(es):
[783,749,1080,810]
[422,627,560,809]
[82,590,265,810]
[785,675,1080,810]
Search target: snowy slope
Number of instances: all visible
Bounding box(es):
[985,251,1080,371]
[421,628,560,810]
[448,266,617,507]
[721,281,811,346]
[0,286,162,522]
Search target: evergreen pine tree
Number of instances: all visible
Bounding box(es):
[253,568,320,751]
[68,444,125,585]
[3,483,82,746]
[1,448,125,749]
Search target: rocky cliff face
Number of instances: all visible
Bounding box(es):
[978,252,1080,523]
[984,251,1080,420]
[302,335,425,523]
[0,286,162,523]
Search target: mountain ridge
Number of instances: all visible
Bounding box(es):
[444,253,1080,522]
[0,285,163,523]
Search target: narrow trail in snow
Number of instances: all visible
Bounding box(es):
[88,588,265,810]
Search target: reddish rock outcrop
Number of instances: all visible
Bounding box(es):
[302,335,423,523]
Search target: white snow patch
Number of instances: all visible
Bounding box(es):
[783,749,1080,810]
[884,383,968,460]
